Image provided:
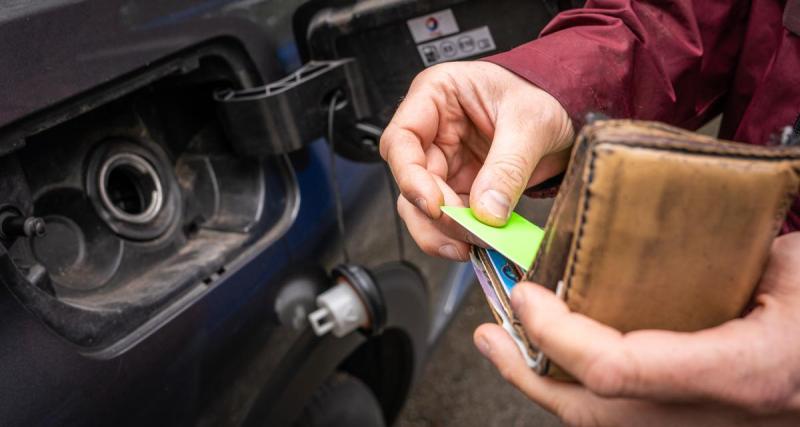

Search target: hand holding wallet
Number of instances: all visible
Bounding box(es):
[449,119,800,378]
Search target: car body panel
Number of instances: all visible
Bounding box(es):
[0,0,303,128]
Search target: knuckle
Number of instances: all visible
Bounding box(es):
[396,195,406,218]
[560,411,596,427]
[525,318,547,349]
[418,243,439,258]
[395,168,416,194]
[396,197,440,256]
[463,231,476,245]
[554,401,577,425]
[770,233,800,264]
[535,100,561,127]
[421,247,440,258]
[498,365,517,384]
[735,380,794,413]
[556,401,602,427]
[414,65,437,81]
[522,309,548,347]
[415,237,441,257]
[423,62,452,76]
[378,129,394,159]
[414,64,445,85]
[380,129,403,165]
[413,63,458,91]
[773,232,798,251]
[491,153,531,190]
[518,96,573,150]
[582,354,629,397]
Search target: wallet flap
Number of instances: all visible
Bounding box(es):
[565,143,798,331]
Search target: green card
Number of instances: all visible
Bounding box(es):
[441,206,544,270]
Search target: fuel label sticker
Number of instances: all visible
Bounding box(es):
[407,9,460,43]
[416,26,497,67]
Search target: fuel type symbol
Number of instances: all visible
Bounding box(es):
[458,36,475,53]
[422,46,439,63]
[441,41,457,58]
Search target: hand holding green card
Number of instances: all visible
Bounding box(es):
[444,205,546,370]
[440,206,544,270]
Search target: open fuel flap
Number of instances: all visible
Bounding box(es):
[212,0,574,163]
[0,44,298,356]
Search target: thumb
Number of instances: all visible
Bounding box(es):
[756,232,800,299]
[469,114,543,226]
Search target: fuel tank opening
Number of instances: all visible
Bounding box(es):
[99,152,164,224]
[85,138,180,241]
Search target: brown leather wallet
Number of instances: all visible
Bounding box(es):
[528,120,800,378]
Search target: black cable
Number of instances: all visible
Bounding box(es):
[382,162,406,261]
[327,92,405,262]
[327,91,350,263]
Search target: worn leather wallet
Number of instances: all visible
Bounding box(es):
[528,120,800,378]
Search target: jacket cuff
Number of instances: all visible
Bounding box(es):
[522,173,564,199]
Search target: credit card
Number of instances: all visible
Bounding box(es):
[486,248,523,298]
[469,248,505,322]
[448,206,545,371]
[475,246,512,314]
[470,246,538,369]
[441,206,544,270]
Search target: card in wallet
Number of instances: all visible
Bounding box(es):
[442,206,548,370]
[469,246,540,368]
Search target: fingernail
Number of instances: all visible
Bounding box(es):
[511,287,526,312]
[479,190,510,221]
[414,197,430,217]
[438,244,461,260]
[476,336,492,357]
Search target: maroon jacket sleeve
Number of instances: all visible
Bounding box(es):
[485,0,750,131]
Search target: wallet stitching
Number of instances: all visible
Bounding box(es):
[596,122,800,159]
[529,130,595,285]
[609,141,800,160]
[564,144,600,307]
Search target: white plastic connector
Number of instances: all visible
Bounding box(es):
[308,278,368,337]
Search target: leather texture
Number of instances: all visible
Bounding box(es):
[529,120,800,378]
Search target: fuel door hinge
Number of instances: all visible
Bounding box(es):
[214,59,372,157]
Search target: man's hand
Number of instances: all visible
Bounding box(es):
[380,61,573,261]
[474,233,800,426]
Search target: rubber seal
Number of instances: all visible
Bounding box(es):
[331,264,386,336]
[85,138,180,241]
